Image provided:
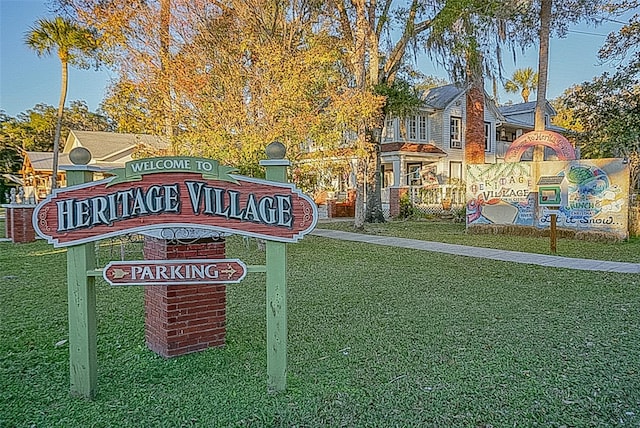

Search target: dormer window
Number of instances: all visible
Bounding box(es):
[450,117,462,149]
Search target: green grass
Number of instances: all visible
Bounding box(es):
[1,235,639,427]
[318,219,640,263]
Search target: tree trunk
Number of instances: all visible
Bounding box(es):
[352,1,369,230]
[160,0,173,149]
[365,141,385,223]
[51,60,69,192]
[353,158,366,229]
[533,0,552,161]
[465,64,485,165]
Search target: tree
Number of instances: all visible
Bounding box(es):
[0,103,111,190]
[0,112,23,203]
[61,0,360,176]
[560,3,640,191]
[426,1,520,167]
[324,0,448,226]
[25,17,98,190]
[562,69,639,191]
[496,0,636,161]
[533,0,552,162]
[504,67,539,103]
[550,90,583,142]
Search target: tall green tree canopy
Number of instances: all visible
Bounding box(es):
[0,102,110,160]
[560,3,640,191]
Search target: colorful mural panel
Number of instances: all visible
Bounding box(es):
[538,159,629,236]
[466,163,535,226]
[466,159,630,238]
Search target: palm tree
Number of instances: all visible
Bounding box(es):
[25,17,98,190]
[504,67,539,103]
[533,0,552,162]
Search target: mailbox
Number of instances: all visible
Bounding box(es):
[537,176,564,209]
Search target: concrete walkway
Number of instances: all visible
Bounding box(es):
[312,228,640,274]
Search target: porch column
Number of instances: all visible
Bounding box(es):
[392,159,401,188]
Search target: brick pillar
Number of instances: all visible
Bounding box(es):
[143,236,227,358]
[389,187,408,219]
[3,205,36,243]
[326,199,336,218]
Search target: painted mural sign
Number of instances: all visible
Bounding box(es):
[33,157,318,247]
[466,163,535,226]
[538,159,629,235]
[103,259,247,286]
[466,158,630,238]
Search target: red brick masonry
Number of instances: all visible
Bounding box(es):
[389,187,409,219]
[3,205,36,243]
[143,236,227,357]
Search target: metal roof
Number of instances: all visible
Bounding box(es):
[64,130,169,161]
[420,84,464,109]
[23,152,72,172]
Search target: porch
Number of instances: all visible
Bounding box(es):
[381,183,466,218]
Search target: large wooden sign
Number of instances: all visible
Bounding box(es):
[32,157,318,247]
[103,259,247,286]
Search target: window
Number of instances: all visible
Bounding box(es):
[408,114,429,141]
[419,115,427,140]
[450,117,462,148]
[407,163,422,186]
[384,118,394,141]
[449,161,463,181]
[484,122,491,152]
[408,116,418,140]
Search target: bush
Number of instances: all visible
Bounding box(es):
[397,192,415,219]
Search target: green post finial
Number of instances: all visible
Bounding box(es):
[265,141,286,160]
[69,147,92,165]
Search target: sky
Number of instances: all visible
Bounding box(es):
[0,0,633,118]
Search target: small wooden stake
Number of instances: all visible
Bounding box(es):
[550,213,557,254]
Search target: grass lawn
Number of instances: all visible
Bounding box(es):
[1,232,639,427]
[318,219,640,263]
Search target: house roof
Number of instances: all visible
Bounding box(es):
[498,101,557,117]
[23,152,72,172]
[419,84,504,120]
[63,130,169,161]
[498,101,565,133]
[420,84,464,109]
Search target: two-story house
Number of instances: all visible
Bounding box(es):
[297,84,568,218]
[379,84,503,210]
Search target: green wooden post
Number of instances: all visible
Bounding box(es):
[65,165,97,398]
[260,142,289,392]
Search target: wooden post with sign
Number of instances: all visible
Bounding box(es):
[33,144,318,398]
[537,176,564,256]
[261,142,289,393]
[64,165,99,398]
